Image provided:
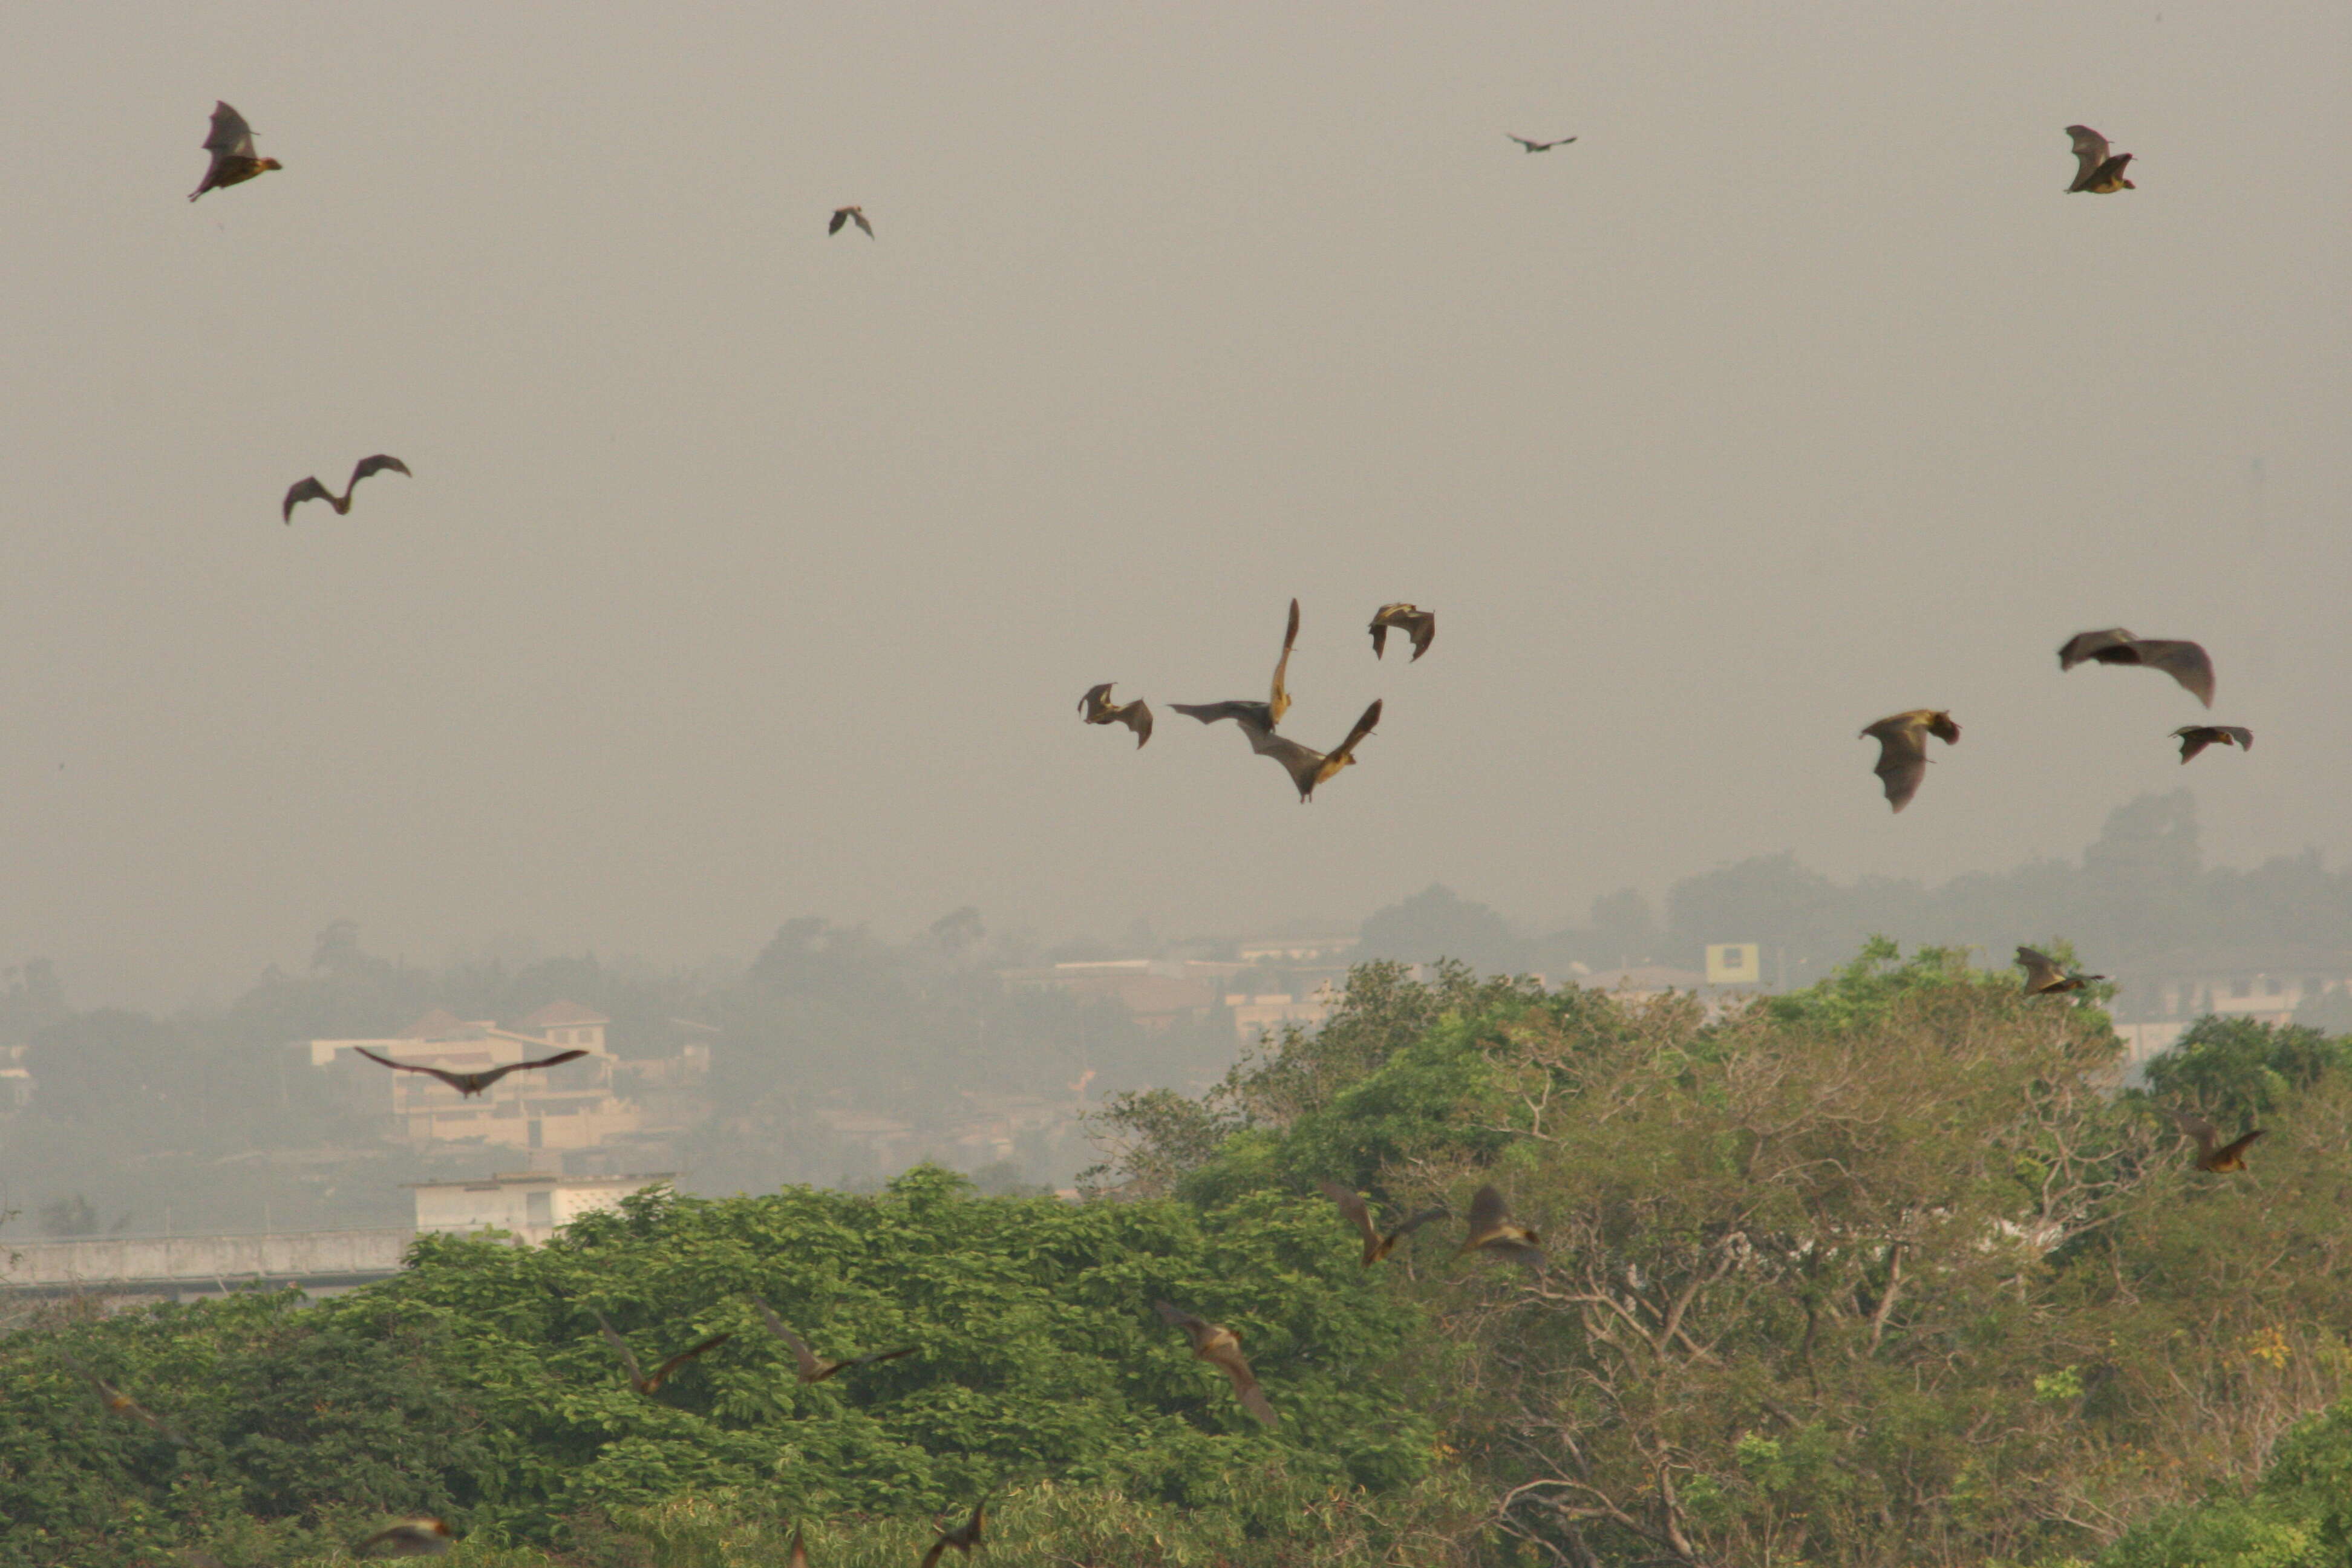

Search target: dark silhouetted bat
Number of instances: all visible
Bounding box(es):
[1508,134,1578,152]
[1254,699,1382,802]
[354,1519,454,1558]
[1320,1180,1446,1267]
[2016,946,2105,996]
[2065,125,2135,192]
[830,205,874,238]
[1858,710,1960,812]
[2174,725,2252,764]
[594,1310,732,1397]
[2171,1111,2263,1174]
[750,1296,916,1383]
[283,456,411,523]
[2057,629,2213,706]
[191,102,281,201]
[353,1045,587,1097]
[1367,603,1436,662]
[919,1504,986,1568]
[1077,684,1154,748]
[1457,1183,1545,1266]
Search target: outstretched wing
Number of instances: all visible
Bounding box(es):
[1172,699,1268,728]
[469,1048,590,1090]
[349,454,411,488]
[282,477,332,523]
[2174,727,2215,764]
[1390,1206,1449,1241]
[593,1312,646,1387]
[1118,701,1152,747]
[1320,1180,1382,1256]
[1402,609,1436,660]
[644,1333,733,1391]
[1508,134,1538,149]
[852,209,874,238]
[1308,699,1383,795]
[751,1297,828,1380]
[2212,1129,2267,1166]
[843,1345,917,1370]
[2057,628,2137,670]
[352,1046,469,1093]
[1257,734,1327,798]
[1079,683,1114,717]
[1154,1299,1205,1339]
[2066,125,2111,191]
[1465,1183,1509,1242]
[204,102,258,157]
[829,209,849,234]
[1861,717,1930,812]
[2133,640,2215,707]
[1201,1338,1278,1425]
[2218,725,2253,751]
[1268,598,1300,722]
[2014,947,2064,993]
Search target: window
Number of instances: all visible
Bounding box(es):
[2263,978,2284,998]
[526,1191,552,1227]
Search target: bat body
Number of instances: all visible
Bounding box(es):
[1172,599,1300,739]
[750,1296,916,1383]
[1858,710,1960,813]
[2065,125,2135,192]
[2057,629,2214,706]
[283,456,411,523]
[60,1353,188,1445]
[354,1519,454,1558]
[191,102,281,201]
[1256,699,1382,802]
[2016,946,2104,996]
[1508,134,1577,152]
[1458,1184,1545,1265]
[1077,684,1154,748]
[1367,603,1436,661]
[1155,1301,1278,1425]
[2174,725,2252,764]
[830,205,874,238]
[2171,1111,2264,1174]
[1321,1180,1446,1267]
[920,1504,986,1568]
[353,1045,587,1096]
[594,1310,732,1396]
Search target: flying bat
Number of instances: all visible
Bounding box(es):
[354,1520,455,1558]
[2174,725,2252,764]
[2057,629,2213,706]
[830,205,874,238]
[352,1045,587,1097]
[749,1296,915,1383]
[1077,684,1154,748]
[1171,598,1300,735]
[282,456,411,523]
[190,101,282,201]
[1457,1183,1545,1265]
[1508,134,1578,152]
[1858,709,1961,813]
[1320,1180,1446,1267]
[1367,603,1436,662]
[2171,1111,2264,1174]
[2016,946,2105,996]
[594,1310,732,1397]
[1255,699,1382,802]
[919,1504,986,1568]
[1155,1301,1277,1425]
[59,1352,187,1445]
[2065,125,2135,193]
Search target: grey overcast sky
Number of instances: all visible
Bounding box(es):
[2,3,2345,1006]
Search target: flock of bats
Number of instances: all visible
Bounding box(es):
[113,97,2227,1560]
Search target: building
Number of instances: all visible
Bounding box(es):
[407,1169,676,1246]
[1226,982,1342,1042]
[311,1003,654,1155]
[998,959,1241,1030]
[0,1044,30,1114]
[1235,935,1359,965]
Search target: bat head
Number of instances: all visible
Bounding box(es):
[259,158,284,172]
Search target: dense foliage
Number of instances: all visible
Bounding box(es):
[11,944,2352,1565]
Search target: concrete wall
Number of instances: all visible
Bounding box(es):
[1,1227,414,1295]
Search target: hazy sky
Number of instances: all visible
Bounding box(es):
[4,4,2346,1008]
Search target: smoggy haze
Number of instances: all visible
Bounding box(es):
[2,4,2345,1006]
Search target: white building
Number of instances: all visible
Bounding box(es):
[407,1170,676,1246]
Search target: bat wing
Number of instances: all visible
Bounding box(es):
[749,1297,825,1380]
[2066,126,2111,191]
[829,209,849,234]
[1120,701,1152,746]
[845,1345,916,1369]
[282,477,332,522]
[852,210,874,237]
[2213,1129,2267,1165]
[1256,734,1326,797]
[2058,628,2137,670]
[2015,946,2063,991]
[1405,610,1436,660]
[1155,1299,1205,1338]
[514,1048,591,1073]
[1860,718,1930,812]
[645,1333,732,1390]
[350,454,411,487]
[2220,726,2253,751]
[1320,1180,1381,1255]
[1079,683,1114,717]
[1307,700,1383,794]
[1465,1183,1509,1241]
[1268,598,1300,722]
[1369,620,1388,658]
[2135,640,2215,707]
[1508,134,1537,149]
[2169,1111,2220,1157]
[789,1529,810,1568]
[1204,1341,1277,1425]
[204,102,258,157]
[594,1313,645,1387]
[353,1047,466,1092]
[2174,727,2215,764]
[919,1544,949,1568]
[1391,1205,1449,1239]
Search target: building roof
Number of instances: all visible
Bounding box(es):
[402,1171,675,1191]
[518,1000,611,1030]
[398,1008,480,1040]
